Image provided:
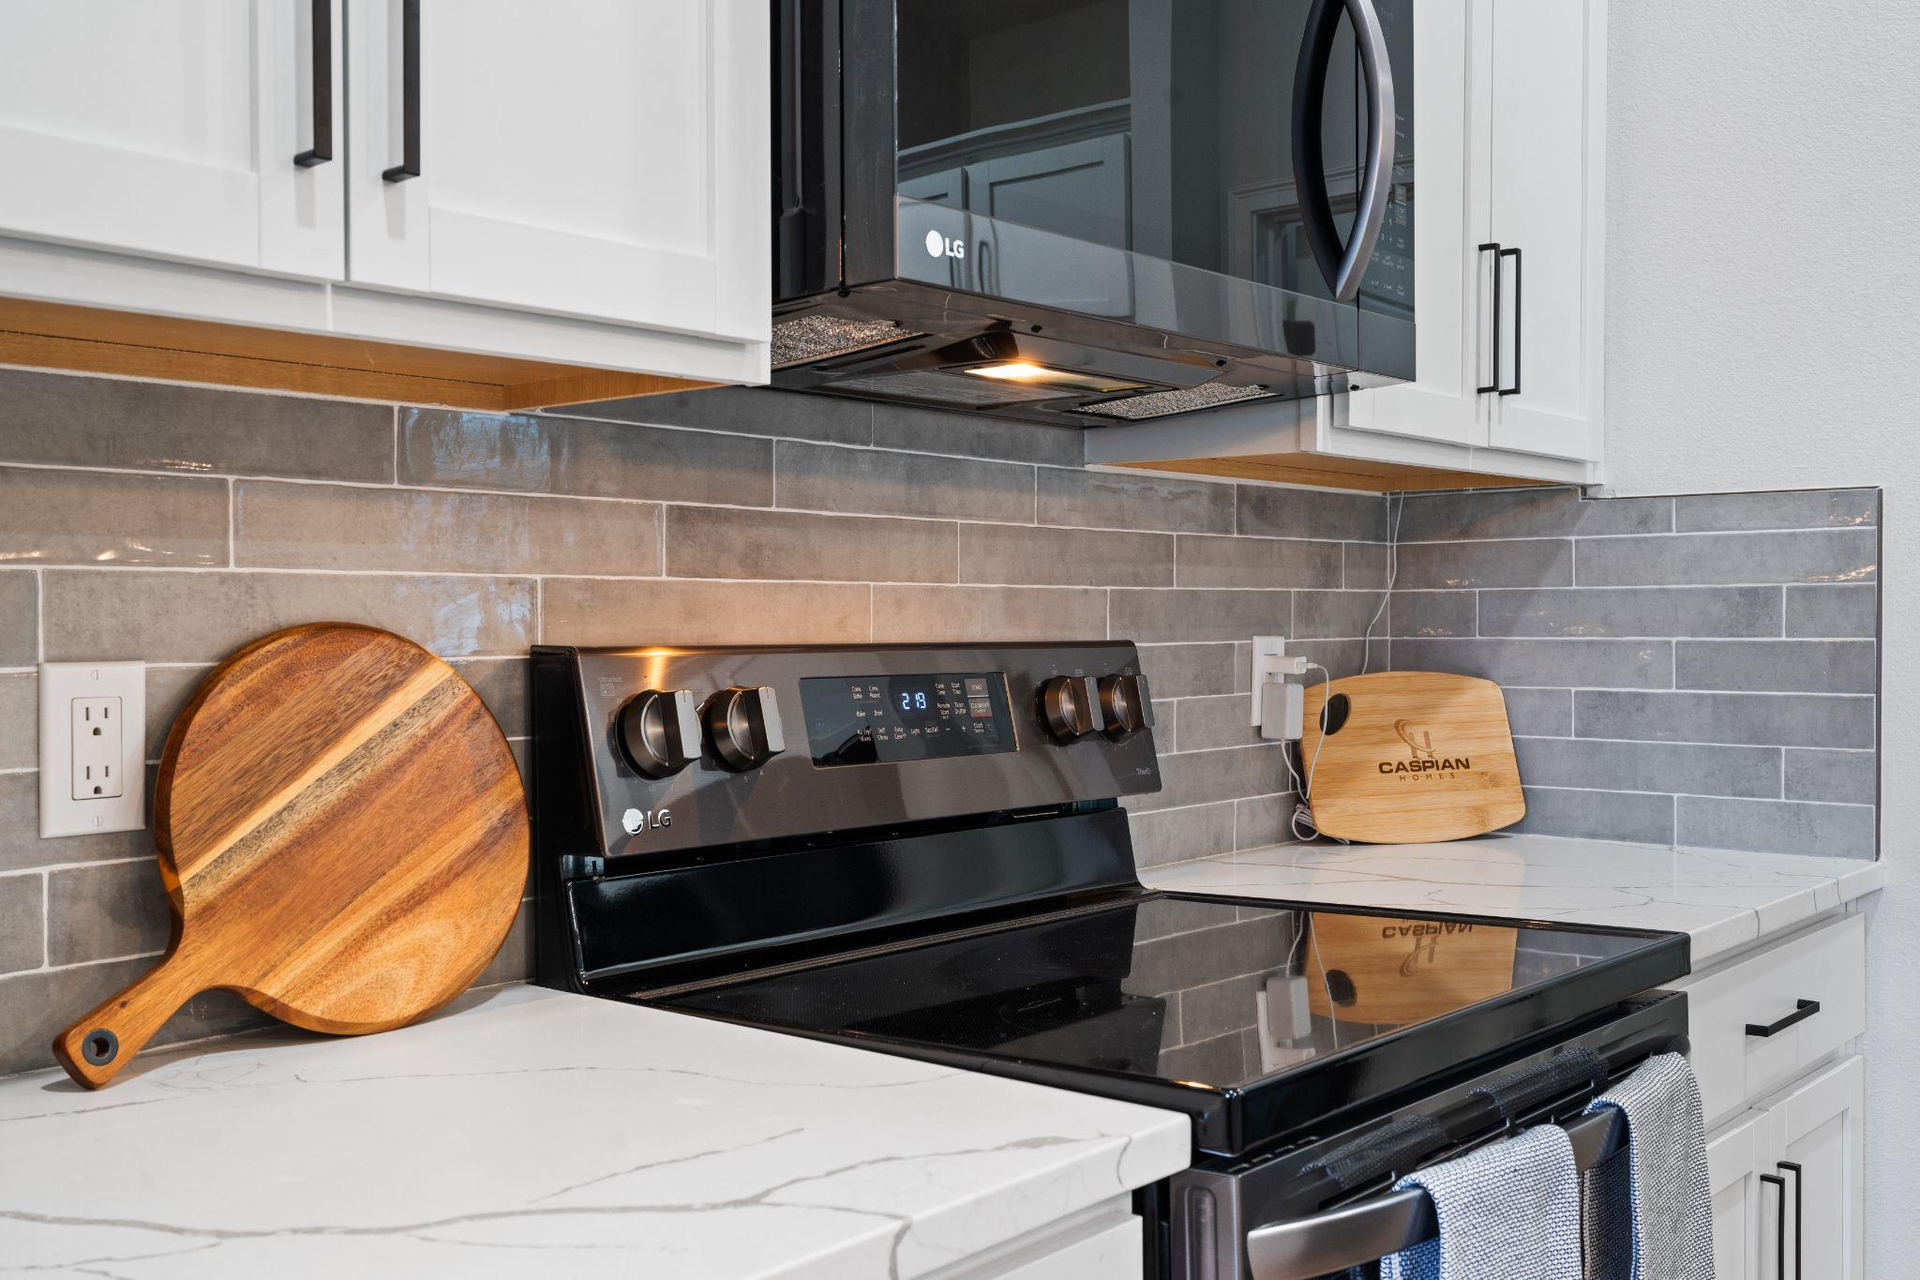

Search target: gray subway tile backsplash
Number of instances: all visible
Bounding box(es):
[1393,637,1673,690]
[1675,795,1876,859]
[1387,485,1878,857]
[1512,737,1781,800]
[0,571,35,667]
[1673,488,1879,533]
[1574,528,1878,587]
[1,467,229,568]
[0,375,1883,1079]
[1573,689,1875,749]
[1674,639,1876,694]
[0,368,394,482]
[959,523,1173,587]
[1396,486,1673,542]
[401,406,775,506]
[1785,584,1878,638]
[0,672,33,771]
[42,569,537,663]
[1784,748,1877,806]
[1476,585,1783,638]
[1036,466,1235,534]
[236,480,662,577]
[1510,786,1676,845]
[669,505,957,584]
[1392,538,1574,589]
[774,438,1035,524]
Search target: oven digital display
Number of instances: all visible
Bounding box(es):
[798,673,1016,767]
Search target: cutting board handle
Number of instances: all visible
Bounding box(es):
[52,948,206,1089]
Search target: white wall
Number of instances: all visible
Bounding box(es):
[1603,2,1920,1270]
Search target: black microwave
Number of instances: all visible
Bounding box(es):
[770,0,1415,426]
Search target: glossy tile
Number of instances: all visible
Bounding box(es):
[543,577,870,647]
[958,523,1173,587]
[869,585,1107,642]
[399,407,773,506]
[1037,468,1235,534]
[236,481,660,577]
[0,467,229,568]
[774,440,1034,523]
[669,506,957,583]
[0,369,393,482]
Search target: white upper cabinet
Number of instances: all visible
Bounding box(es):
[0,0,345,279]
[1347,0,1604,465]
[345,0,767,342]
[1483,0,1605,461]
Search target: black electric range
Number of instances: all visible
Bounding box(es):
[532,642,1688,1279]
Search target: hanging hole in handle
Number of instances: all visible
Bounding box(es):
[82,1029,119,1066]
[1321,693,1351,736]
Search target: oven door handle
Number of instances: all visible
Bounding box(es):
[1289,0,1397,302]
[1244,1108,1624,1280]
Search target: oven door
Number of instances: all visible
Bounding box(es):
[1169,992,1687,1280]
[874,0,1415,377]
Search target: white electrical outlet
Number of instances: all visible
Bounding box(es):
[40,661,145,838]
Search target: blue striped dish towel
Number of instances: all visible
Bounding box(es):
[1377,1123,1582,1280]
[1582,1052,1714,1280]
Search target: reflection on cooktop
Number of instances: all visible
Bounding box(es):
[654,896,1650,1092]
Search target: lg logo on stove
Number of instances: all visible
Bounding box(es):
[621,807,672,835]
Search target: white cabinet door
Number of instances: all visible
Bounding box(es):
[1483,0,1604,461]
[0,0,345,280]
[1342,0,1492,448]
[346,0,767,344]
[1707,1111,1769,1280]
[1766,1055,1865,1280]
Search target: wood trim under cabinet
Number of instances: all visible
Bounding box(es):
[1111,453,1553,493]
[0,296,714,411]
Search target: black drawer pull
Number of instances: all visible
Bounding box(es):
[1746,999,1820,1038]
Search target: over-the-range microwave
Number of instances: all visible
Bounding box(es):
[770,0,1416,427]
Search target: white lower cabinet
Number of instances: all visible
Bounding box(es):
[1689,913,1867,1280]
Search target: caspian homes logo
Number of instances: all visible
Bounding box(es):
[1377,719,1471,777]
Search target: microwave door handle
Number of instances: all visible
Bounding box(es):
[1289,0,1397,303]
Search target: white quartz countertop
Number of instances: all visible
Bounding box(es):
[1139,832,1883,968]
[0,984,1188,1279]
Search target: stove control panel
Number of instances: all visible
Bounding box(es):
[532,641,1161,858]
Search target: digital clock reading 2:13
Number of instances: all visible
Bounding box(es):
[798,672,1016,766]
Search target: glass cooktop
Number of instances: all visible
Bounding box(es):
[649,894,1686,1147]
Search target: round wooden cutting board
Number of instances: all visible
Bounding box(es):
[1300,670,1526,844]
[53,623,528,1089]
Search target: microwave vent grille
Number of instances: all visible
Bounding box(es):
[1081,383,1279,421]
[773,316,925,368]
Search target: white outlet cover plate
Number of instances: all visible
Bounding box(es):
[39,660,146,838]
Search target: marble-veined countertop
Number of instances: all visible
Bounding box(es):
[0,984,1188,1279]
[1138,832,1882,967]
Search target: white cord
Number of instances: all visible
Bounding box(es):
[1358,491,1404,677]
[1289,661,1341,843]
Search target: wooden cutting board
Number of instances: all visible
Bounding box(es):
[53,623,528,1089]
[1299,671,1525,843]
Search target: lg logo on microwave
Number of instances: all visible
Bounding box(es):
[924,229,966,260]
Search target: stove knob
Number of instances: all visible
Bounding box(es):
[1039,675,1102,741]
[703,685,786,772]
[1097,673,1154,742]
[617,689,701,779]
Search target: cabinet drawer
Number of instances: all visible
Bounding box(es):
[1679,913,1865,1128]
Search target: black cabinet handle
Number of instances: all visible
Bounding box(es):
[1777,1161,1803,1277]
[1746,999,1820,1038]
[293,0,333,166]
[1762,1173,1787,1279]
[1476,243,1502,394]
[1498,246,1522,395]
[382,0,421,182]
